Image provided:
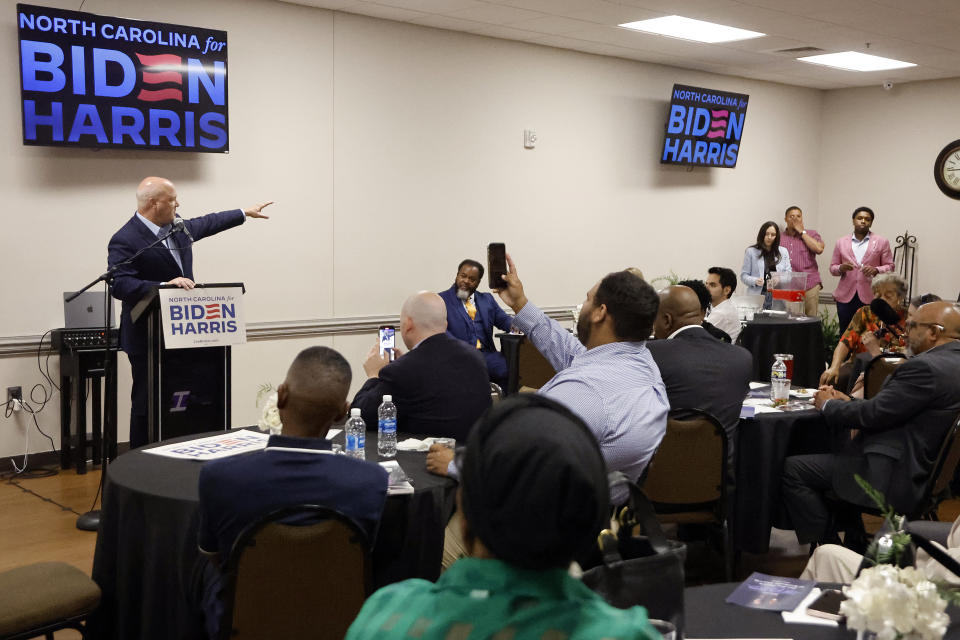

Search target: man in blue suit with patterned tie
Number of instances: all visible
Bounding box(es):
[107,176,272,448]
[439,259,513,388]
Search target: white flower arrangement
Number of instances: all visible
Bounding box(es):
[256,383,282,435]
[842,564,949,640]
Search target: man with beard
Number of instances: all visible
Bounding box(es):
[493,255,667,503]
[439,259,514,388]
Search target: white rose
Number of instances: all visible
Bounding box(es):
[258,392,282,435]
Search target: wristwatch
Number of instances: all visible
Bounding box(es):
[800,230,807,236]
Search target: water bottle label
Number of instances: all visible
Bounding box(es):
[379,418,397,434]
[357,432,365,449]
[771,370,786,380]
[345,434,357,451]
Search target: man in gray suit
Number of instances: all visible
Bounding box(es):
[647,285,753,462]
[782,301,960,545]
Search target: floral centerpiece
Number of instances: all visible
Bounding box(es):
[842,564,949,640]
[839,476,954,640]
[256,383,282,435]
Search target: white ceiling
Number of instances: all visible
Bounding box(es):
[279,0,960,90]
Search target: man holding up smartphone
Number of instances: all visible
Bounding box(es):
[439,258,514,388]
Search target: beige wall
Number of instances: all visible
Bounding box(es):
[817,78,960,301]
[0,0,827,458]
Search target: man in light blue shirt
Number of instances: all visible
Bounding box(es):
[496,255,668,503]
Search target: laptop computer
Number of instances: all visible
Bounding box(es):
[63,291,116,329]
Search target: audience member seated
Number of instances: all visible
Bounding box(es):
[346,395,660,640]
[648,285,752,462]
[352,292,491,442]
[781,302,960,547]
[492,254,668,504]
[741,221,792,295]
[705,266,743,342]
[196,346,389,639]
[820,273,908,388]
[802,515,960,584]
[439,258,514,388]
[679,278,731,343]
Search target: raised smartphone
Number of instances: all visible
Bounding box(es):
[378,326,395,361]
[487,242,507,290]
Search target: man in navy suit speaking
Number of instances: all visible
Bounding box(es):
[108,176,272,448]
[439,259,513,388]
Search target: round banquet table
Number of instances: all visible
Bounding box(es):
[738,316,825,388]
[89,428,456,640]
[733,401,832,554]
[685,582,960,640]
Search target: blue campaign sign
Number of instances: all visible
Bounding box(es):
[660,84,749,168]
[16,3,229,152]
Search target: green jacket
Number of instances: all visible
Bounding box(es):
[346,557,659,640]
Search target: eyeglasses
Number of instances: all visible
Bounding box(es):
[905,321,945,332]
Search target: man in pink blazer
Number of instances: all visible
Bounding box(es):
[829,206,895,334]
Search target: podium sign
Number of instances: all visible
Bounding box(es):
[159,286,246,349]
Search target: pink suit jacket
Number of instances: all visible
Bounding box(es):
[829,233,895,303]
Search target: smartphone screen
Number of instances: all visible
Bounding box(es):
[807,590,846,621]
[487,243,507,290]
[379,326,395,360]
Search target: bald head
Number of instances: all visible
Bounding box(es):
[907,301,960,354]
[400,292,448,348]
[277,346,352,438]
[653,285,705,339]
[136,177,179,226]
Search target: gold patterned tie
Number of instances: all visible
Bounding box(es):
[464,298,481,349]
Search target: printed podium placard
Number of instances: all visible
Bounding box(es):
[159,286,245,349]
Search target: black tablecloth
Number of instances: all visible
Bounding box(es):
[734,408,831,554]
[686,582,960,640]
[738,316,825,387]
[90,429,456,640]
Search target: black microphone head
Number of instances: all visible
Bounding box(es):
[870,297,900,325]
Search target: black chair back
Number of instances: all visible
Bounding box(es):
[863,352,907,399]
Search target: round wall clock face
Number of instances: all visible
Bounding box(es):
[934,139,960,200]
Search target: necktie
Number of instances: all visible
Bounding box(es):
[160,226,184,273]
[464,298,482,349]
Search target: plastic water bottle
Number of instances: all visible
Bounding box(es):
[378,395,397,458]
[770,355,790,405]
[345,408,366,460]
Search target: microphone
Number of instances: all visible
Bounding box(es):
[172,217,194,243]
[870,298,901,339]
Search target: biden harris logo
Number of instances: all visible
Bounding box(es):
[168,302,238,336]
[17,4,228,152]
[660,84,750,168]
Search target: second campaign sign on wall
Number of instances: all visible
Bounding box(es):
[661,84,750,168]
[16,4,229,152]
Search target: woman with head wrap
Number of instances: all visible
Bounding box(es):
[346,395,659,640]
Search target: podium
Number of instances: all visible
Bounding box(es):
[131,283,245,443]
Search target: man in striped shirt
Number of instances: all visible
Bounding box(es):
[495,254,669,504]
[780,205,825,317]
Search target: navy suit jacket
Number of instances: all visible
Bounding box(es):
[646,326,752,461]
[824,341,960,514]
[107,210,244,355]
[351,333,491,441]
[438,284,513,353]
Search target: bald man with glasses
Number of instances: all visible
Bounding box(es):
[781,301,960,547]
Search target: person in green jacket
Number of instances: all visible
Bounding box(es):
[346,395,659,640]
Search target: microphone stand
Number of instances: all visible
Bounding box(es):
[68,225,185,531]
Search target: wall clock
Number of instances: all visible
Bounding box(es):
[934,139,960,200]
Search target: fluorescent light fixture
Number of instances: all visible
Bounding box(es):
[798,51,916,72]
[618,15,764,43]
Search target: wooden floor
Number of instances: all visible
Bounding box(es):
[1,464,959,638]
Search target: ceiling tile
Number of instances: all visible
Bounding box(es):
[373,0,483,12]
[445,4,548,25]
[508,15,597,35]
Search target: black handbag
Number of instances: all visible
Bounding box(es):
[581,473,687,637]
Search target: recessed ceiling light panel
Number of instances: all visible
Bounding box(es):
[618,15,765,44]
[797,51,916,72]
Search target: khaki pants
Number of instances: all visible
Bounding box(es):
[804,283,822,317]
